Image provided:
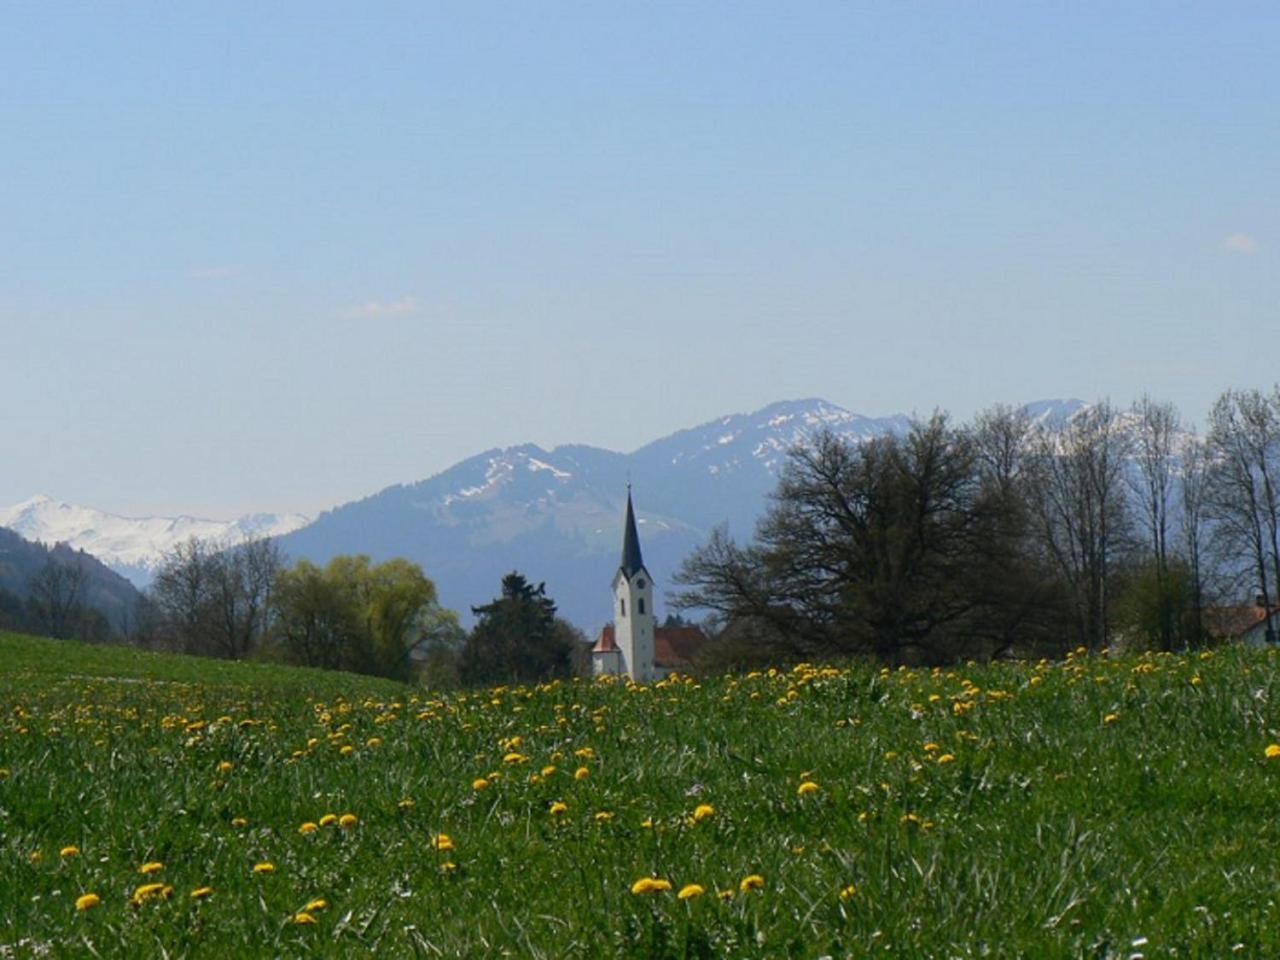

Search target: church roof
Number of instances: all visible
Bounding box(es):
[590,624,708,670]
[620,488,644,578]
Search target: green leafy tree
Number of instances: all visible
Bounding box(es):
[460,572,573,685]
[271,554,452,681]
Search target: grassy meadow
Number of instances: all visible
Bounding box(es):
[3,631,1280,957]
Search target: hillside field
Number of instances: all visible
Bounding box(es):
[3,632,1280,958]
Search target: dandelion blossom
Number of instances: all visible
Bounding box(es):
[1104,713,1119,724]
[472,778,490,791]
[432,833,454,852]
[318,813,338,827]
[131,883,170,905]
[839,884,857,901]
[692,803,715,822]
[677,884,704,900]
[304,898,328,912]
[549,801,568,816]
[936,754,955,764]
[739,874,765,893]
[217,760,233,773]
[630,877,673,894]
[60,845,80,858]
[190,886,213,899]
[398,799,414,810]
[1266,744,1280,759]
[253,862,275,874]
[75,893,101,912]
[231,817,248,828]
[299,822,318,834]
[338,813,358,828]
[797,781,820,796]
[293,912,317,925]
[138,861,164,875]
[574,766,590,780]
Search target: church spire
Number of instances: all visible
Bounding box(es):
[620,485,644,578]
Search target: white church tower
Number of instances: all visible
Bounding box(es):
[612,487,655,681]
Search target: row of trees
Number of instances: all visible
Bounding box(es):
[675,387,1280,666]
[143,538,582,684]
[0,557,116,642]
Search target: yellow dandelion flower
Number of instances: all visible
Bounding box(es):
[677,883,704,900]
[936,754,955,764]
[717,888,734,901]
[739,874,765,893]
[1266,744,1280,759]
[574,766,590,780]
[574,747,595,759]
[366,737,382,747]
[398,799,415,810]
[692,803,715,822]
[541,765,557,777]
[432,833,454,852]
[338,813,358,828]
[839,883,857,901]
[293,911,317,924]
[1104,713,1119,725]
[339,744,354,756]
[922,742,939,753]
[190,886,213,899]
[253,862,275,874]
[594,810,614,822]
[549,801,568,815]
[231,817,248,828]
[630,877,673,894]
[472,777,491,791]
[217,760,233,773]
[503,752,527,764]
[60,845,80,858]
[299,821,318,834]
[75,892,101,911]
[138,862,164,875]
[797,781,820,796]
[440,860,457,872]
[318,813,338,827]
[640,817,654,829]
[131,882,170,905]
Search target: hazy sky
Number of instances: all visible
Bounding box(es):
[2,2,1276,518]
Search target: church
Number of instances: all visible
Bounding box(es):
[590,488,706,681]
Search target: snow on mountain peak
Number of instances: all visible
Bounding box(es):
[0,497,310,586]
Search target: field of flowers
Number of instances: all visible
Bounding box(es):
[4,630,1280,958]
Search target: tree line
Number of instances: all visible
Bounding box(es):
[675,387,1280,667]
[136,539,582,684]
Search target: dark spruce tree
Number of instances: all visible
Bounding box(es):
[461,572,573,685]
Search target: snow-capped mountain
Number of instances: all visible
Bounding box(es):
[0,496,310,586]
[278,398,934,629]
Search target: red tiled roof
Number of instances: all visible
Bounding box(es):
[590,624,708,668]
[1203,604,1277,639]
[654,626,707,669]
[592,625,617,654]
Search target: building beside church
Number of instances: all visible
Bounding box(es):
[591,488,705,681]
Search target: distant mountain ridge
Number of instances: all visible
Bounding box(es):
[0,496,309,586]
[279,397,1085,629]
[4,397,1089,631]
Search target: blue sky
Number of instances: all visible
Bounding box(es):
[1,2,1276,517]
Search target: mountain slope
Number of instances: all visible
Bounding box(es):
[278,398,929,629]
[0,496,309,586]
[0,526,141,631]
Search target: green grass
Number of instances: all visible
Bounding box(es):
[3,631,1280,957]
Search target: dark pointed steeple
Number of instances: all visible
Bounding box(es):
[620,486,644,578]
